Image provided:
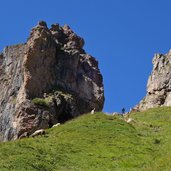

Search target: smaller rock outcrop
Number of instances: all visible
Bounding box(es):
[136,50,171,110]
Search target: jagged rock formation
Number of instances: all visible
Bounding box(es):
[136,50,171,111]
[0,21,104,142]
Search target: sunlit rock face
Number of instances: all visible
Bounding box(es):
[136,50,171,111]
[0,21,104,142]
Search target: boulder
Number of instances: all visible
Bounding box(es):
[31,129,45,137]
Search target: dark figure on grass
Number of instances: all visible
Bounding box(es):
[122,108,125,114]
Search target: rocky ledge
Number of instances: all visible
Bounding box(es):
[0,21,104,142]
[135,50,171,111]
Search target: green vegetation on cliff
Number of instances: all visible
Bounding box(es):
[0,107,171,171]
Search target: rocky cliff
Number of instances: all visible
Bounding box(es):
[0,21,104,142]
[136,50,171,111]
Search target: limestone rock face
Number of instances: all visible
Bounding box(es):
[136,50,171,110]
[0,21,104,142]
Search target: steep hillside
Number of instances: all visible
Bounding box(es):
[0,107,171,171]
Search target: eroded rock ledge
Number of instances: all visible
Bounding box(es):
[0,21,104,141]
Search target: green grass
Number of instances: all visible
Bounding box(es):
[32,98,49,107]
[32,91,72,108]
[0,107,171,170]
[32,96,53,108]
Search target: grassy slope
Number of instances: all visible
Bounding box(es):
[0,107,171,171]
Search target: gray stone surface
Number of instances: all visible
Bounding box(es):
[0,44,26,141]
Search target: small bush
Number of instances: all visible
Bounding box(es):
[154,139,160,144]
[32,98,49,107]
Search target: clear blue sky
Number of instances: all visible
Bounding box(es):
[1,0,171,113]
